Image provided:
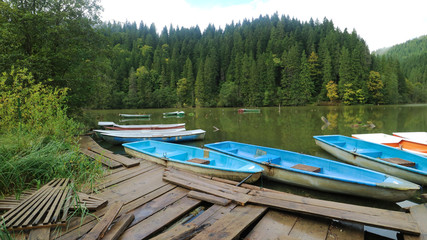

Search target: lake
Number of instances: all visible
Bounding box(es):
[86,104,427,209]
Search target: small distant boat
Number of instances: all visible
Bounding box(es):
[97,129,206,145]
[122,140,263,183]
[353,133,427,157]
[94,128,185,139]
[163,111,185,117]
[393,132,427,144]
[314,135,427,185]
[119,113,151,118]
[205,141,419,201]
[98,122,186,131]
[238,109,260,113]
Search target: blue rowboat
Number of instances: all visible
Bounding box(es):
[97,129,206,145]
[122,140,263,183]
[205,141,420,201]
[314,135,427,186]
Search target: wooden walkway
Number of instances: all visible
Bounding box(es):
[7,136,427,240]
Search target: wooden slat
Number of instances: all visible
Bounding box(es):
[249,193,420,235]
[192,204,268,240]
[82,202,123,240]
[291,164,321,173]
[244,210,298,240]
[119,197,201,239]
[187,158,210,164]
[163,175,250,206]
[187,191,231,206]
[102,213,134,240]
[80,148,122,169]
[88,146,140,168]
[381,157,415,167]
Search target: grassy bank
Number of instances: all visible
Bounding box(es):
[0,68,103,197]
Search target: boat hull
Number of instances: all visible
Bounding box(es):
[123,146,261,183]
[102,131,205,145]
[314,139,427,186]
[258,163,417,201]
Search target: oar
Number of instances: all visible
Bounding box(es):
[236,174,253,187]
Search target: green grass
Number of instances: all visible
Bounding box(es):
[0,130,103,197]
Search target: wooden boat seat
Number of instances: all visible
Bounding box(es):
[381,158,416,167]
[291,164,321,173]
[187,158,210,165]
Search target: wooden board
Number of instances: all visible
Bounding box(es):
[187,158,210,165]
[248,192,419,235]
[29,228,50,240]
[80,148,122,169]
[119,197,201,239]
[244,210,298,240]
[404,204,427,240]
[82,202,123,240]
[187,191,231,206]
[102,213,134,240]
[192,204,267,240]
[287,216,330,240]
[381,157,415,167]
[291,164,321,173]
[88,146,140,168]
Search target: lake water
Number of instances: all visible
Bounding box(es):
[86,104,427,210]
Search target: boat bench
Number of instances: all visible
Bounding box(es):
[381,157,416,167]
[256,154,281,164]
[187,158,210,165]
[164,151,188,159]
[225,148,239,154]
[291,164,321,173]
[140,146,156,153]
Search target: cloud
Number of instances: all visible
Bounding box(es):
[101,0,427,50]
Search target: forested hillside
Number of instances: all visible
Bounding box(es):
[375,36,427,102]
[0,0,418,110]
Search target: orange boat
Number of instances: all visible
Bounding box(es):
[352,133,427,157]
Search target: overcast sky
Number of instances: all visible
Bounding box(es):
[101,0,427,51]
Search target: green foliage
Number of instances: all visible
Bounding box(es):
[0,68,102,195]
[367,71,384,104]
[218,81,239,107]
[326,81,339,102]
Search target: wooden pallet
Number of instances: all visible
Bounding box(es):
[0,179,72,230]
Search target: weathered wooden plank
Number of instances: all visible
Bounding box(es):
[404,204,427,240]
[80,148,122,169]
[119,197,201,239]
[163,175,250,206]
[102,213,134,240]
[187,191,231,206]
[52,185,176,240]
[128,187,189,228]
[165,168,250,194]
[288,216,330,240]
[243,210,298,240]
[326,221,364,240]
[249,194,420,235]
[150,223,208,240]
[192,204,268,240]
[89,146,140,168]
[28,228,50,240]
[82,202,123,240]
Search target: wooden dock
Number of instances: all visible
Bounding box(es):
[6,136,427,240]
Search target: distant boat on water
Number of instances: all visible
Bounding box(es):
[238,109,260,113]
[163,111,185,117]
[119,113,151,118]
[98,122,185,131]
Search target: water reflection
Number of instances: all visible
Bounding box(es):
[87,104,427,208]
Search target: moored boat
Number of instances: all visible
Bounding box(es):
[205,141,419,201]
[237,109,260,113]
[393,132,427,144]
[119,113,151,118]
[163,111,185,116]
[122,140,263,183]
[97,129,206,145]
[98,122,186,131]
[353,133,427,157]
[314,135,427,186]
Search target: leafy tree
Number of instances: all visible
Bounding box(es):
[326,80,339,102]
[367,71,384,104]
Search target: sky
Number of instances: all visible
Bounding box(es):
[101,0,427,51]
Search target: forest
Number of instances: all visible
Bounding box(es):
[1,0,426,110]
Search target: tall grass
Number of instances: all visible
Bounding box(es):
[0,68,103,196]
